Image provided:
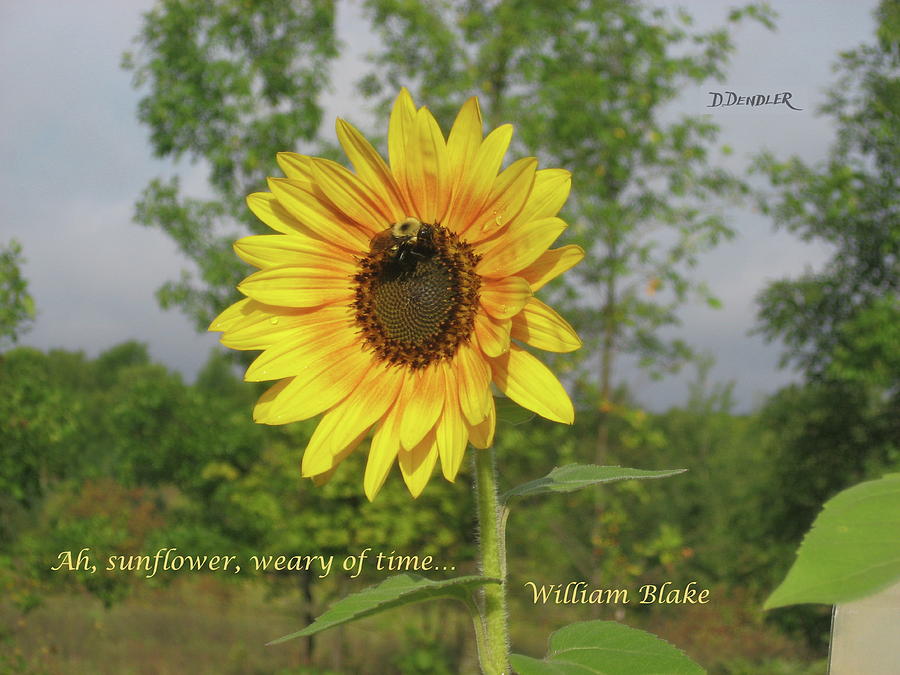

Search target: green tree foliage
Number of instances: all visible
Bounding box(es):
[0,349,84,512]
[122,0,339,329]
[758,383,897,545]
[751,0,899,514]
[754,0,899,384]
[623,366,765,584]
[750,3,899,648]
[0,239,36,349]
[500,365,773,592]
[0,344,474,617]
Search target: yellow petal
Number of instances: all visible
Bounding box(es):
[476,216,567,278]
[398,428,439,498]
[276,152,316,181]
[234,234,345,269]
[301,409,371,479]
[454,341,491,425]
[248,191,354,246]
[511,169,571,226]
[365,430,400,500]
[265,179,370,252]
[518,244,585,292]
[220,302,350,351]
[306,428,370,484]
[489,344,574,424]
[209,297,254,333]
[247,192,307,237]
[468,396,496,449]
[244,313,356,382]
[364,395,404,501]
[444,123,512,234]
[258,343,372,424]
[436,362,468,481]
[511,298,582,353]
[463,157,536,240]
[252,378,293,424]
[480,276,531,320]
[474,311,510,357]
[404,108,451,224]
[388,89,418,201]
[237,264,354,308]
[304,362,405,478]
[336,118,410,219]
[446,96,483,192]
[399,365,444,451]
[311,158,394,233]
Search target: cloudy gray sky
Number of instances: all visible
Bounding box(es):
[0,1,879,412]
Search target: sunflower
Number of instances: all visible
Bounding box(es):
[210,89,583,499]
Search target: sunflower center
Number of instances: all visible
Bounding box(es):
[354,222,481,369]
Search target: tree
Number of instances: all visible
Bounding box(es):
[0,239,36,349]
[751,1,900,647]
[752,0,899,481]
[122,0,339,330]
[754,0,899,387]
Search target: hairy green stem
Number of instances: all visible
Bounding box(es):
[465,595,490,673]
[474,446,510,674]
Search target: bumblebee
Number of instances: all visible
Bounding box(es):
[369,217,434,265]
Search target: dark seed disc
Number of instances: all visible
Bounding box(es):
[353,223,481,369]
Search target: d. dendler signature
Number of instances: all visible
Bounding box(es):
[708,90,803,110]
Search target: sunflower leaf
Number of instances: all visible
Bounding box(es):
[509,620,704,674]
[268,573,498,645]
[495,396,536,425]
[502,464,686,502]
[764,473,900,610]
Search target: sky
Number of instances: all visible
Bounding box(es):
[0,0,880,412]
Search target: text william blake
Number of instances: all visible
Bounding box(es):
[524,580,710,605]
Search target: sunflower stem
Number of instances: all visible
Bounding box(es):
[473,445,510,674]
[464,595,491,673]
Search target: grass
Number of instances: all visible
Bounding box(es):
[3,577,823,674]
[2,577,476,674]
[4,579,302,674]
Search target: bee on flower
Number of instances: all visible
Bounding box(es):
[210,89,582,499]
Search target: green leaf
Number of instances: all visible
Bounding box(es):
[495,396,536,425]
[502,464,686,502]
[268,573,498,645]
[510,620,704,674]
[764,474,900,609]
